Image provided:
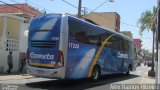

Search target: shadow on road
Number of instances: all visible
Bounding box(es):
[26,73,139,90]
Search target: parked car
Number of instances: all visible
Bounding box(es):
[144,61,147,66]
[147,61,152,67]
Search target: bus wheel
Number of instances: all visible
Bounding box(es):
[126,66,130,76]
[91,66,100,80]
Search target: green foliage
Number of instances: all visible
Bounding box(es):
[137,6,157,35]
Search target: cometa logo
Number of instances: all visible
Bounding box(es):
[117,52,128,59]
[30,52,54,60]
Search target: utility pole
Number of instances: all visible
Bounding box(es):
[78,0,82,18]
[158,0,160,42]
[81,7,89,16]
[157,0,160,84]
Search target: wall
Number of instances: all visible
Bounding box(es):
[0,14,28,73]
[6,18,19,39]
[120,31,133,39]
[84,12,120,32]
[0,51,19,73]
[0,17,2,37]
[19,23,28,52]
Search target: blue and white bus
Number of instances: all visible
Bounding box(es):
[27,14,136,80]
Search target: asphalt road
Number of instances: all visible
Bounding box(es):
[1,64,156,90]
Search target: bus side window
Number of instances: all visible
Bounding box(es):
[123,40,129,52]
[97,36,102,46]
[118,38,123,50]
[69,19,77,39]
[128,41,133,54]
[113,37,119,50]
[108,36,117,50]
[75,32,90,43]
[101,33,113,48]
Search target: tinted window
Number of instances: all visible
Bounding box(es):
[123,40,129,51]
[69,17,125,51]
[108,36,124,50]
[69,18,104,46]
[116,37,123,50]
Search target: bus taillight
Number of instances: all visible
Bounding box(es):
[55,50,64,68]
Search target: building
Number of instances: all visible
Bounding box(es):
[0,14,27,73]
[0,3,41,17]
[120,31,133,39]
[133,39,144,63]
[84,12,120,32]
[0,4,41,73]
[143,49,150,56]
[133,39,142,49]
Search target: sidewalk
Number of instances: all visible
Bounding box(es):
[140,72,156,84]
[0,73,35,81]
[0,73,53,85]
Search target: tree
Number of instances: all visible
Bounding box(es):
[137,7,157,77]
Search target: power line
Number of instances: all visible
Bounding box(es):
[81,1,153,40]
[10,0,19,4]
[141,38,152,39]
[0,0,39,16]
[90,0,109,13]
[60,0,141,29]
[2,0,148,33]
[62,0,78,9]
[25,0,53,13]
[121,22,139,28]
[33,0,155,38]
[58,0,141,31]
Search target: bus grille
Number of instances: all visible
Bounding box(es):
[31,40,56,48]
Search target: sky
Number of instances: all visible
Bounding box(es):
[3,0,157,52]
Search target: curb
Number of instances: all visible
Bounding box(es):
[0,74,35,81]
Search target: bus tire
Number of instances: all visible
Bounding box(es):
[126,66,130,76]
[91,66,101,80]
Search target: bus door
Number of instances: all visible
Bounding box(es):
[110,36,124,72]
[100,34,118,73]
[121,39,130,71]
